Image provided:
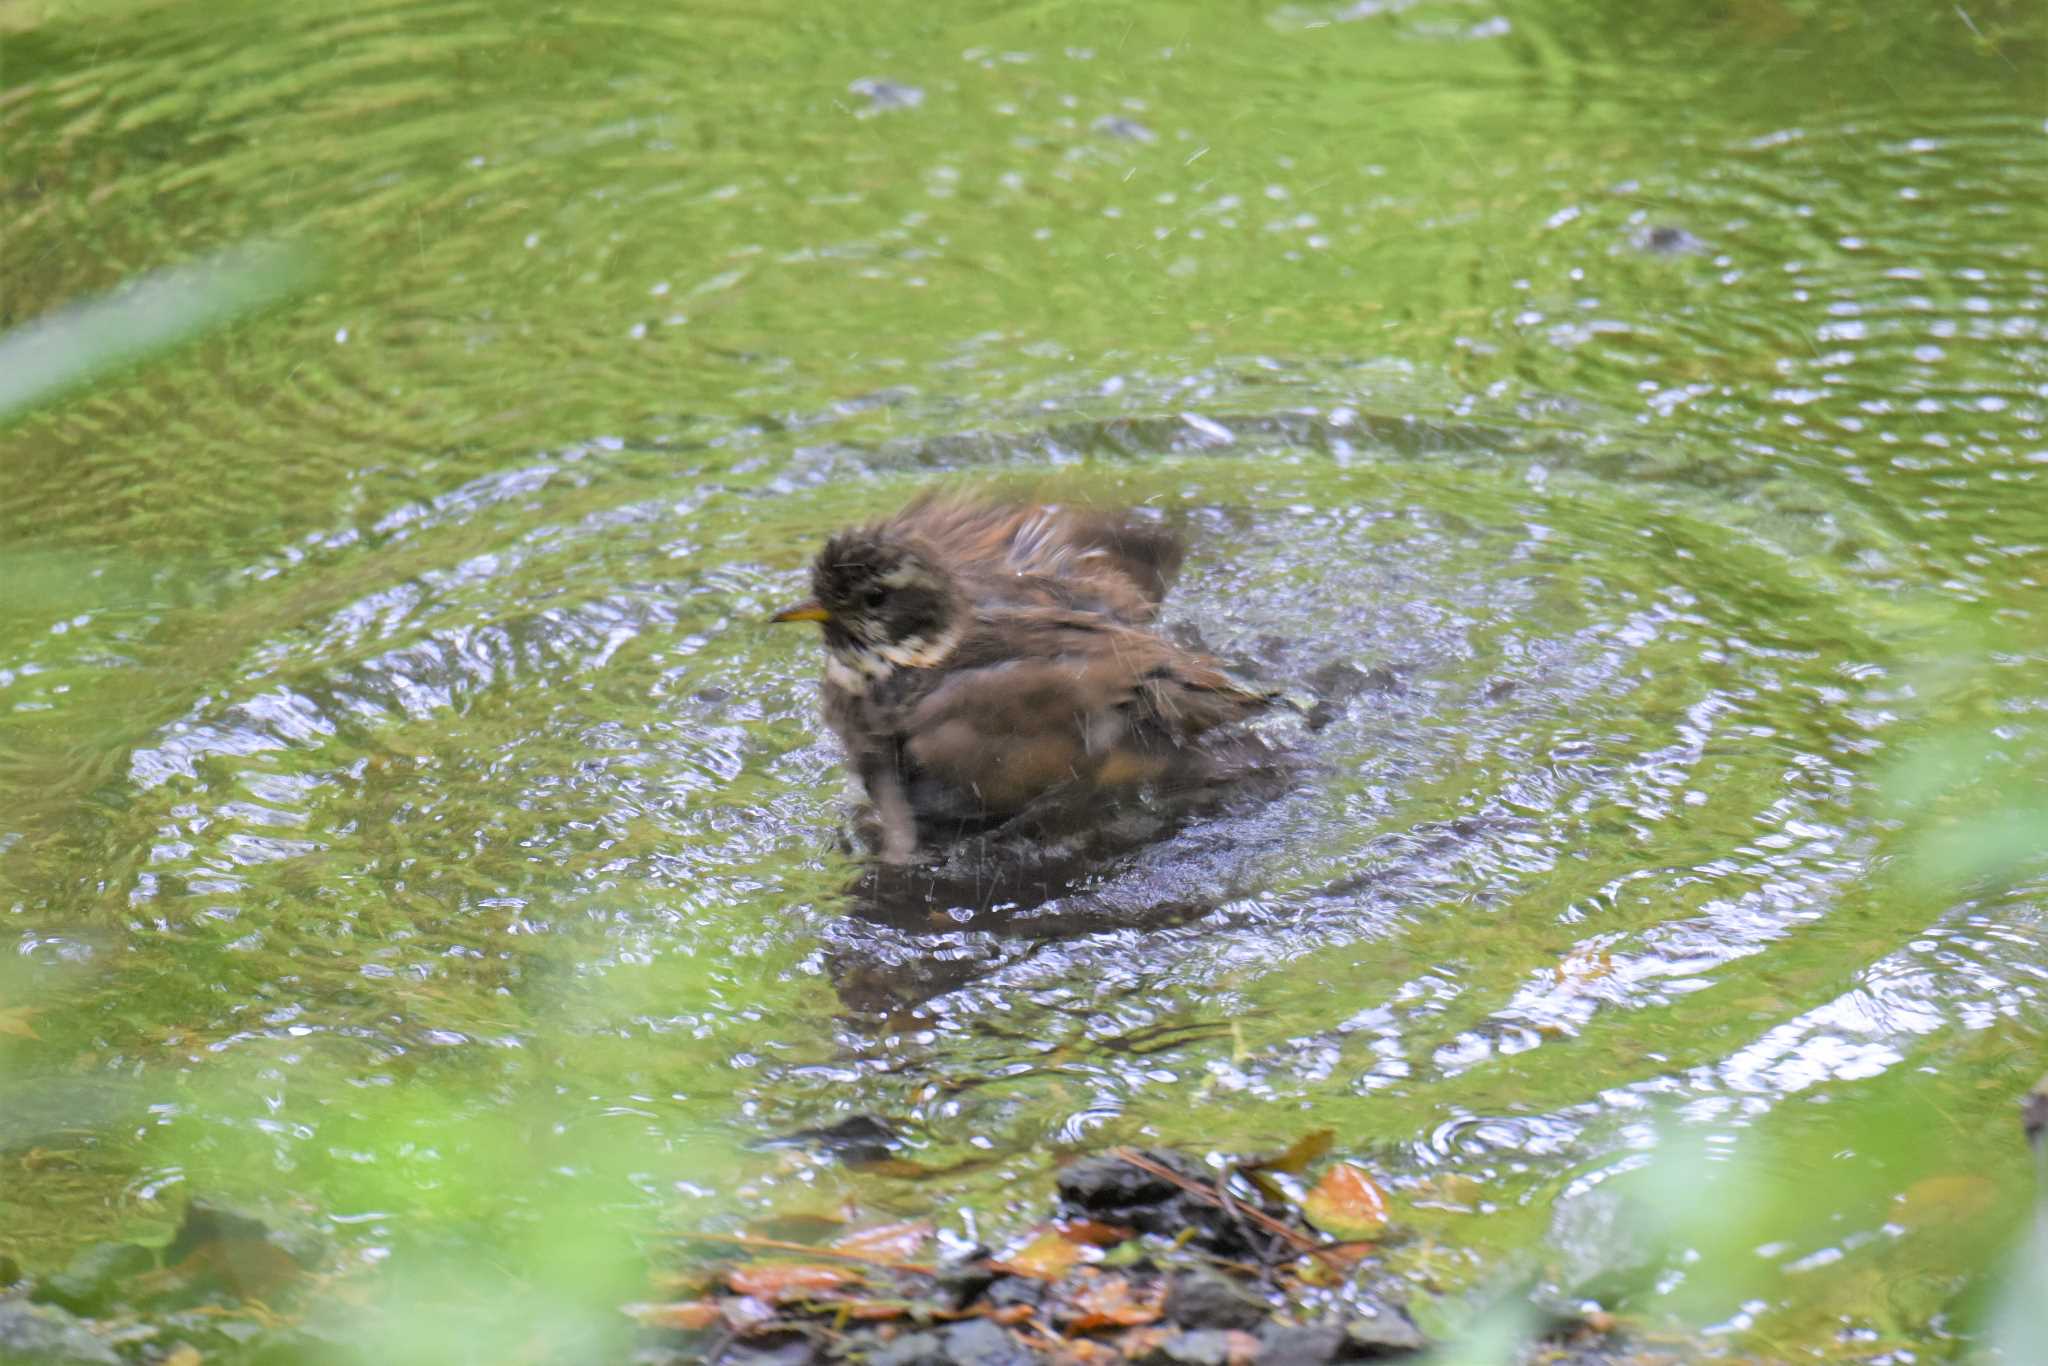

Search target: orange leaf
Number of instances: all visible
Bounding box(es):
[839,1298,910,1321]
[1054,1218,1134,1248]
[1062,1276,1164,1332]
[831,1220,933,1261]
[1302,1162,1389,1239]
[991,1228,1089,1280]
[0,1007,39,1040]
[724,1262,859,1300]
[624,1300,722,1331]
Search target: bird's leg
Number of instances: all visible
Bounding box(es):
[861,754,919,864]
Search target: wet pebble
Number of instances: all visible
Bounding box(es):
[1634,224,1705,254]
[849,78,924,113]
[1092,115,1157,143]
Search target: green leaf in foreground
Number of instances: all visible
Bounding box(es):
[0,241,312,422]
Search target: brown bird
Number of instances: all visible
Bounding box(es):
[772,494,1277,862]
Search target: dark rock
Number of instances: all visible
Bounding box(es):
[1132,1329,1238,1365]
[982,1276,1044,1311]
[940,1318,1033,1366]
[863,1322,1032,1366]
[935,1261,995,1310]
[161,1199,325,1276]
[762,1115,903,1165]
[29,1242,155,1316]
[1056,1151,1185,1211]
[164,1202,272,1265]
[1166,1271,1267,1332]
[1341,1301,1427,1355]
[718,1332,820,1366]
[0,1298,121,1364]
[866,1330,948,1366]
[1056,1150,1290,1259]
[1257,1321,1346,1364]
[1636,225,1705,254]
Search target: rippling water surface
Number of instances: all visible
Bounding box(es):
[3,0,2045,1354]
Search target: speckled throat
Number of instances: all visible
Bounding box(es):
[822,622,965,695]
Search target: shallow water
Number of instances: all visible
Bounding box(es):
[4,0,2046,1354]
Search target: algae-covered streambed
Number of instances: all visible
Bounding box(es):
[3,0,2045,1358]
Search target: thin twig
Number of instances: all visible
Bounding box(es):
[1107,1146,1345,1264]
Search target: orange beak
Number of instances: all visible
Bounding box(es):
[770,599,831,624]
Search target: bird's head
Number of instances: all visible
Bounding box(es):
[771,531,965,679]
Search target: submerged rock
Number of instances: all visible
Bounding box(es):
[29,1242,154,1316]
[0,1297,121,1364]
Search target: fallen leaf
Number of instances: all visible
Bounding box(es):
[831,1220,933,1261]
[161,1348,203,1366]
[992,1228,1089,1280]
[1302,1162,1389,1240]
[837,1298,910,1321]
[1062,1275,1164,1332]
[1244,1127,1333,1175]
[724,1262,859,1300]
[0,1007,39,1040]
[979,1304,1035,1326]
[623,1300,722,1331]
[1054,1218,1134,1248]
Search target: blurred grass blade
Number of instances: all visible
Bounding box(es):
[0,241,311,421]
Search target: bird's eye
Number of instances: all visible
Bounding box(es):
[861,585,888,609]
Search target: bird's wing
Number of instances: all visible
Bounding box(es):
[900,612,1271,810]
[885,494,1185,622]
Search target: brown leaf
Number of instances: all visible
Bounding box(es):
[1053,1218,1134,1248]
[831,1220,933,1261]
[1062,1275,1164,1332]
[623,1300,722,1331]
[0,1006,39,1040]
[991,1228,1090,1280]
[1243,1127,1333,1175]
[838,1298,910,1321]
[724,1262,859,1300]
[1302,1162,1389,1240]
